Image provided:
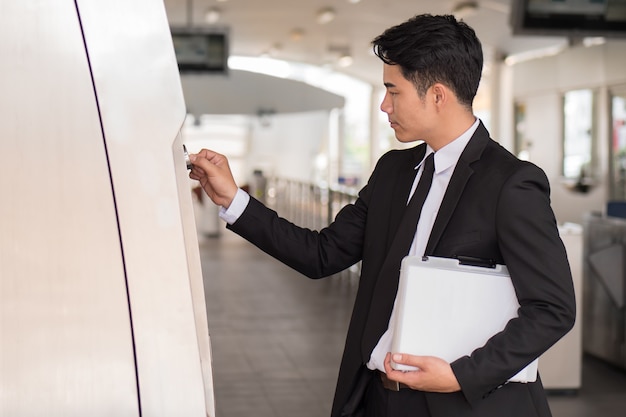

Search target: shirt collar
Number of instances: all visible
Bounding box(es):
[416,118,480,174]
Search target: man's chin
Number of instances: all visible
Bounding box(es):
[396,136,421,144]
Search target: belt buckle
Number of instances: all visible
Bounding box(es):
[380,372,400,392]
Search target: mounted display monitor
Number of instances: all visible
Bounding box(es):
[511,0,626,38]
[171,29,229,73]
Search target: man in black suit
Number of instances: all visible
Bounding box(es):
[189,14,576,417]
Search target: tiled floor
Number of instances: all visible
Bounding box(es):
[200,226,626,417]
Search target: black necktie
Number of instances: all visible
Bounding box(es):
[361,152,435,361]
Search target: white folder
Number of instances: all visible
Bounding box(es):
[390,256,538,383]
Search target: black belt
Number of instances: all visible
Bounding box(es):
[378,371,411,391]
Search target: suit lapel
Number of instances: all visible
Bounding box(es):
[361,143,430,360]
[425,122,490,255]
[386,144,426,250]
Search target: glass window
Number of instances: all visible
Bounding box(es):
[563,89,594,180]
[610,86,626,200]
[514,101,530,161]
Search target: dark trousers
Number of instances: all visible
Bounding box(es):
[363,371,431,417]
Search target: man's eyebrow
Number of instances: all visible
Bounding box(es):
[384,82,396,88]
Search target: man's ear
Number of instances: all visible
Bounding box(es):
[431,83,447,106]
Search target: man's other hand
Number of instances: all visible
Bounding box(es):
[383,352,461,393]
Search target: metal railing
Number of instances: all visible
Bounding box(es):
[265,177,362,280]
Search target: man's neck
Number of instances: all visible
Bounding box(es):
[427,112,477,151]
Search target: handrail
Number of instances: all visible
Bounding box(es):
[264,177,361,279]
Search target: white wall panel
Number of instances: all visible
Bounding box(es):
[0,1,214,416]
[75,0,214,415]
[0,1,138,416]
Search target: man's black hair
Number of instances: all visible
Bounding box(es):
[372,14,483,109]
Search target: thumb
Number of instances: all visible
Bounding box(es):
[190,153,217,175]
[393,353,422,367]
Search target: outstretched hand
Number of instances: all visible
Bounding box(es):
[189,149,239,208]
[383,352,461,393]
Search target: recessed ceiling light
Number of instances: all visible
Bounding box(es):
[290,28,305,42]
[316,7,336,25]
[205,7,221,24]
[452,1,478,19]
[337,54,354,67]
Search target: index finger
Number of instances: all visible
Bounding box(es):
[190,149,217,162]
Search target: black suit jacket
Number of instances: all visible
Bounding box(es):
[227,122,576,417]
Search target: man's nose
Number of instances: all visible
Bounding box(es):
[380,94,391,114]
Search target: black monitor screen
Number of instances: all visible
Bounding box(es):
[511,0,626,38]
[171,30,228,73]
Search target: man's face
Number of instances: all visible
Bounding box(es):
[380,64,436,144]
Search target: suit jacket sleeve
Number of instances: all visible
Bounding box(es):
[224,150,398,279]
[449,162,576,406]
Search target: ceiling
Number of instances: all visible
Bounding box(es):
[162,0,568,85]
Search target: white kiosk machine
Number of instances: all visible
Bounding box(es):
[0,1,214,416]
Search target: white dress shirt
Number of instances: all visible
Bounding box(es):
[366,119,479,372]
[219,188,250,224]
